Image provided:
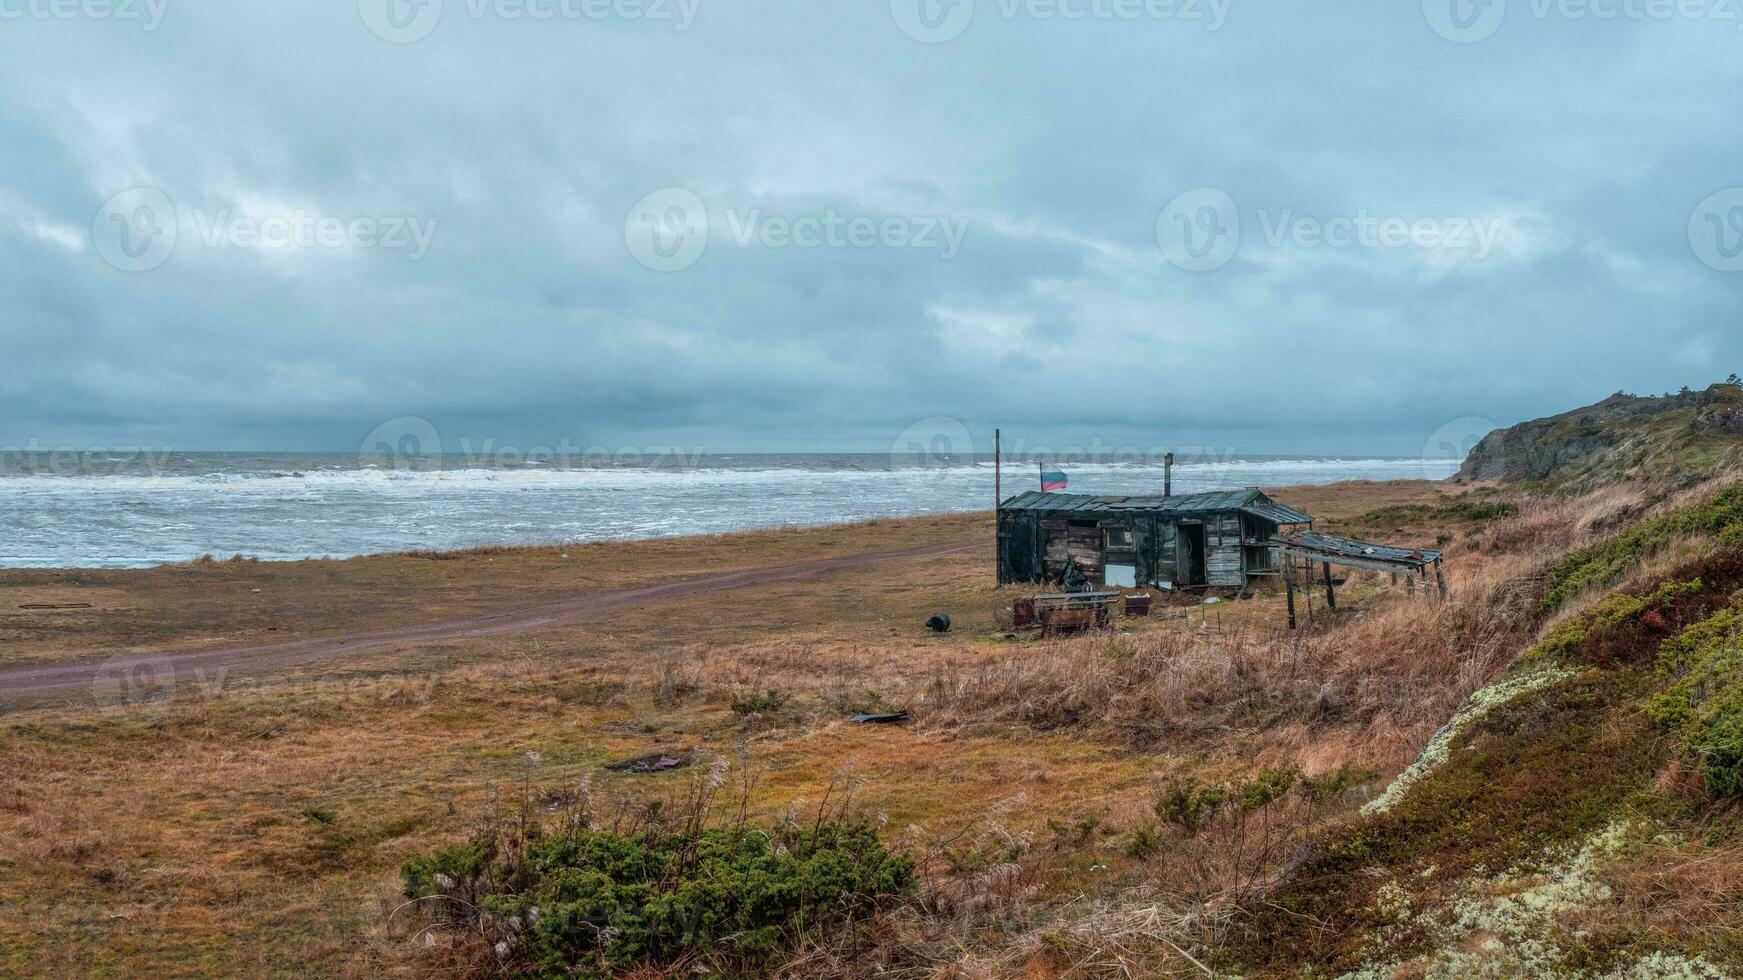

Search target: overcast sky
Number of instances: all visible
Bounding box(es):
[2,0,1741,458]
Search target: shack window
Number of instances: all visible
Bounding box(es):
[1105,527,1134,550]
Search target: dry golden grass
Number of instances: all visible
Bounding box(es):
[3,478,1633,978]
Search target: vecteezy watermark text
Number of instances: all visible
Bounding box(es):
[1255,209,1506,258]
[190,209,438,260]
[890,0,1229,43]
[0,441,176,478]
[0,0,168,29]
[359,416,709,472]
[1423,0,1743,44]
[721,209,969,257]
[1156,187,1512,273]
[624,187,970,272]
[92,187,439,272]
[358,0,699,43]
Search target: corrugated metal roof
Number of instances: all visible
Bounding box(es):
[1281,531,1440,569]
[1245,500,1318,526]
[999,488,1314,525]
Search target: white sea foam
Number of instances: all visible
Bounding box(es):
[0,455,1460,568]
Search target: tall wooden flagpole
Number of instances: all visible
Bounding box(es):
[994,428,1001,585]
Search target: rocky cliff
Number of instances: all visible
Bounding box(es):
[1459,382,1743,487]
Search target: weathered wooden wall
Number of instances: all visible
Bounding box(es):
[1041,518,1105,582]
[999,506,1276,589]
[1150,518,1177,585]
[1207,513,1244,587]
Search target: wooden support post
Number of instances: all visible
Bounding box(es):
[1323,562,1337,612]
[1435,559,1448,602]
[1304,557,1314,625]
[994,429,1001,510]
[1284,559,1297,630]
[1407,574,1416,599]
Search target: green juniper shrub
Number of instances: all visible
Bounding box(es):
[1154,767,1313,838]
[404,820,913,977]
[1355,499,1518,536]
[1123,824,1162,860]
[1297,765,1369,807]
[1686,690,1743,797]
[403,833,501,929]
[1156,779,1226,837]
[1046,816,1101,850]
[1238,767,1299,812]
[1541,484,1743,615]
[1646,606,1743,729]
[1647,605,1743,797]
[1530,579,1709,669]
[730,689,790,715]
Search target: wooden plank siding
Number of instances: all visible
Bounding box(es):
[996,491,1311,590]
[1207,546,1244,587]
[1041,519,1105,581]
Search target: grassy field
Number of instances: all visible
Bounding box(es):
[0,478,1534,977]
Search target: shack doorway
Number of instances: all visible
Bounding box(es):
[1178,522,1208,588]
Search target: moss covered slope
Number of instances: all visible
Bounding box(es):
[1228,483,1743,978]
[1460,382,1743,490]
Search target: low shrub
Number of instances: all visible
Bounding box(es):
[1542,484,1743,614]
[1647,606,1743,797]
[1531,579,1708,668]
[730,689,790,714]
[403,820,913,976]
[1360,499,1519,531]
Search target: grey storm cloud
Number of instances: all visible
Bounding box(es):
[2,0,1742,456]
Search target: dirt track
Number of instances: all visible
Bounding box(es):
[0,539,981,709]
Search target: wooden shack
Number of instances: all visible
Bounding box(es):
[996,489,1315,590]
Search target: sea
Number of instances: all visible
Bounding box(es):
[0,451,1461,569]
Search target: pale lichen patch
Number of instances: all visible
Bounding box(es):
[1364,665,1578,816]
[1335,820,1725,979]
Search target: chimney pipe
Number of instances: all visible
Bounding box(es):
[1164,452,1174,497]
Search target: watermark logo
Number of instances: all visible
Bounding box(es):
[0,441,175,477]
[625,188,970,271]
[93,186,177,273]
[890,417,976,468]
[94,189,437,268]
[892,0,1228,40]
[890,0,974,42]
[1690,188,1743,273]
[1426,0,1743,42]
[1422,416,1499,479]
[1157,187,1240,272]
[357,417,711,471]
[1422,0,1506,42]
[1157,189,1511,272]
[360,416,444,470]
[359,0,444,42]
[190,209,437,260]
[91,654,179,705]
[0,0,169,29]
[1256,209,1505,258]
[720,209,969,258]
[625,187,710,272]
[360,0,699,41]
